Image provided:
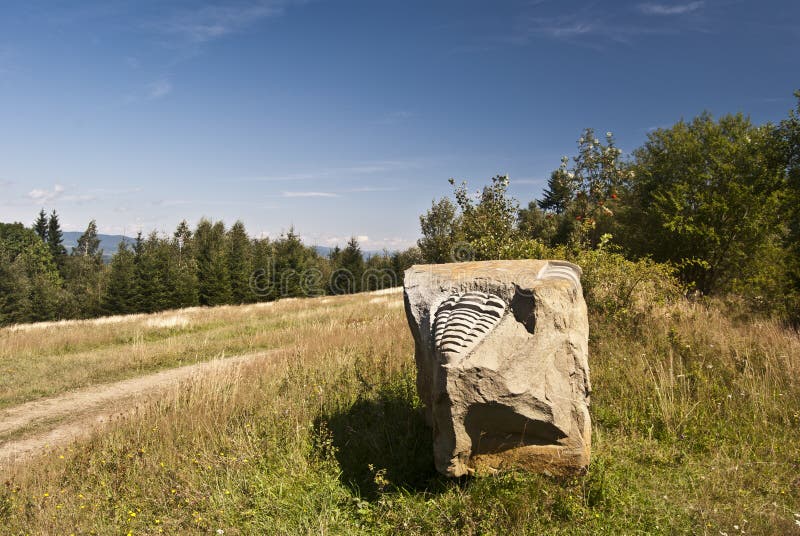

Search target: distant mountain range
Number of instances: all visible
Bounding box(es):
[60,233,395,262]
[62,232,134,262]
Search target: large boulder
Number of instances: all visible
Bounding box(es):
[403,259,590,477]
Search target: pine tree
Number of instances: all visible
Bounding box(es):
[46,210,67,270]
[227,220,254,303]
[103,242,136,315]
[33,209,48,242]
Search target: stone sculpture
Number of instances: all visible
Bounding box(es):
[403,259,591,477]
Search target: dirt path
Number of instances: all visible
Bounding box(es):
[0,349,281,470]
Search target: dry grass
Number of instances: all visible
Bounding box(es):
[0,297,373,409]
[1,289,799,534]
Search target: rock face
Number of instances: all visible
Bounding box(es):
[403,260,590,477]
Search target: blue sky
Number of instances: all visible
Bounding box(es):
[0,0,797,249]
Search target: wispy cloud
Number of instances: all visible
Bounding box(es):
[156,1,292,44]
[516,14,674,45]
[638,2,704,16]
[147,79,172,99]
[239,159,423,182]
[282,191,340,198]
[509,1,708,47]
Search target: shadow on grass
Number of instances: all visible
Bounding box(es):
[314,379,446,499]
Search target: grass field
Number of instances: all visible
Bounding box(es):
[1,289,799,534]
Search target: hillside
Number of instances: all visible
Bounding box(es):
[0,288,798,534]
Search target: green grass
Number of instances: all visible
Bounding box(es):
[1,291,799,534]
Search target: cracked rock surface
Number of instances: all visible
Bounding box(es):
[403,260,591,477]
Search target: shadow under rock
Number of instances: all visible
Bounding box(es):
[315,382,447,500]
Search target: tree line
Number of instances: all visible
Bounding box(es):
[418,92,800,323]
[3,92,798,326]
[0,214,422,326]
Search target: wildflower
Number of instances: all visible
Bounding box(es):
[217,530,225,535]
[611,193,618,199]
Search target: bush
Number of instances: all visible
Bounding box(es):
[549,235,684,322]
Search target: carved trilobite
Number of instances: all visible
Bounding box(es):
[433,291,506,361]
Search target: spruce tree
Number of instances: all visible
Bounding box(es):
[227,220,253,303]
[251,238,275,301]
[46,210,67,270]
[538,169,574,214]
[170,221,199,308]
[195,219,232,306]
[333,237,364,294]
[33,209,48,242]
[0,223,63,323]
[272,227,314,297]
[103,242,136,315]
[134,232,170,313]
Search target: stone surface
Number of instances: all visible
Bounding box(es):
[403,259,591,477]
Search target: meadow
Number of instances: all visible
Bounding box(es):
[0,287,799,535]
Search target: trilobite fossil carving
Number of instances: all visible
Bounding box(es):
[433,291,506,362]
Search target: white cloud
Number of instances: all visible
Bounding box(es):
[282,191,340,198]
[638,2,704,15]
[356,235,369,243]
[147,79,172,99]
[27,184,65,203]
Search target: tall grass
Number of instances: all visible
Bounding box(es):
[1,290,798,534]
